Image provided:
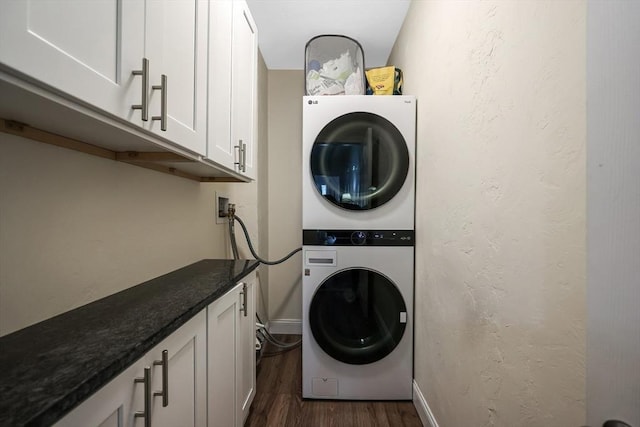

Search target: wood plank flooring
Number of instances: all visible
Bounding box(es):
[245,335,422,427]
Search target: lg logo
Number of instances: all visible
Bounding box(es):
[307,99,318,105]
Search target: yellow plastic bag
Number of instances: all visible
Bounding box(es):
[365,66,403,95]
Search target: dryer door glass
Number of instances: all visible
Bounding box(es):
[310,112,409,210]
[309,268,407,365]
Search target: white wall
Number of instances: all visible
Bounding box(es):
[265,70,304,331]
[586,1,640,425]
[390,1,586,425]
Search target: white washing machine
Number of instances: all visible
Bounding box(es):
[302,95,416,230]
[302,230,414,400]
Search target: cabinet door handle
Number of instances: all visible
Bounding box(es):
[153,349,169,407]
[241,141,247,172]
[131,58,149,121]
[134,366,151,427]
[234,142,242,171]
[240,282,248,317]
[152,74,167,131]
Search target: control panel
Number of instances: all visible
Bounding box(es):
[303,229,414,246]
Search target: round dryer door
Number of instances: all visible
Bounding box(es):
[310,112,410,211]
[309,268,407,365]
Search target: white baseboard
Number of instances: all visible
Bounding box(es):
[413,380,439,427]
[268,319,302,335]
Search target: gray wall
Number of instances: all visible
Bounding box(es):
[256,52,270,323]
[264,70,304,331]
[586,1,640,425]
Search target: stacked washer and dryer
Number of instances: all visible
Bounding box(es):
[302,95,416,400]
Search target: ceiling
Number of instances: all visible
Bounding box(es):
[245,0,411,70]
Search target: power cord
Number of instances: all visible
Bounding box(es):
[233,214,302,265]
[226,205,302,351]
[256,314,301,357]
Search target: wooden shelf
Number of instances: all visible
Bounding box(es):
[0,73,249,183]
[1,118,242,182]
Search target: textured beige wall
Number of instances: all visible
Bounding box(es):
[265,70,304,324]
[389,1,586,425]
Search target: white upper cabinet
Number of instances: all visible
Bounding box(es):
[0,0,208,156]
[207,0,257,179]
[0,0,144,122]
[207,0,235,171]
[231,0,258,179]
[144,0,208,155]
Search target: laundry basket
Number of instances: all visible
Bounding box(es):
[305,35,365,95]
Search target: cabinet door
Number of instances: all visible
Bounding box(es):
[230,0,258,179]
[54,311,206,427]
[239,274,257,424]
[53,358,147,427]
[145,0,208,156]
[206,0,235,171]
[149,310,207,427]
[0,0,144,122]
[207,283,242,427]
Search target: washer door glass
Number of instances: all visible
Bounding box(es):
[310,112,410,210]
[309,268,407,365]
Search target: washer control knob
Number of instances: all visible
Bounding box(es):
[351,231,367,245]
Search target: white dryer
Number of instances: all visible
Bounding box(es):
[302,230,414,400]
[302,96,416,230]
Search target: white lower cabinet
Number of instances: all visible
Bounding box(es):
[53,357,146,427]
[54,274,257,427]
[149,311,207,427]
[239,274,257,424]
[54,311,207,427]
[208,273,256,427]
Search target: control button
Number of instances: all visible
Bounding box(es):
[324,234,337,245]
[350,231,367,245]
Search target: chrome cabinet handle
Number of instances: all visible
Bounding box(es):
[153,350,169,407]
[241,142,247,172]
[131,58,149,121]
[234,142,242,171]
[240,282,248,317]
[134,366,151,427]
[152,74,167,131]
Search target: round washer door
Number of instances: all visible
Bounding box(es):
[309,268,407,365]
[310,112,410,211]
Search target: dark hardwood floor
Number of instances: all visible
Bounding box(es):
[245,335,422,427]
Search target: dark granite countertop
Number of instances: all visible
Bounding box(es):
[0,259,259,427]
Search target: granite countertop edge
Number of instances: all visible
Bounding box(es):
[0,259,260,427]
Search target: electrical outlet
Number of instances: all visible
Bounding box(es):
[215,192,230,224]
